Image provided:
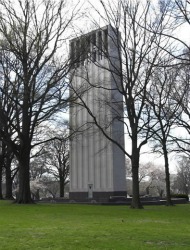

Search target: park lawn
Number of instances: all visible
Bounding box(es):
[0,201,190,250]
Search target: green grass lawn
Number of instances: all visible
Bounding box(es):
[0,201,190,250]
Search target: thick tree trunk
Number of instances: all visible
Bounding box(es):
[16,148,33,204]
[5,160,13,199]
[163,145,173,206]
[130,145,143,209]
[60,177,64,198]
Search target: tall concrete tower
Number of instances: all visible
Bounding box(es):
[69,25,126,202]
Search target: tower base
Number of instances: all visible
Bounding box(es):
[69,191,127,202]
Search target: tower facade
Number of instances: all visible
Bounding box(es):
[69,25,126,202]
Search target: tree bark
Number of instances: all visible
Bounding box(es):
[16,146,33,204]
[5,160,13,199]
[163,144,173,206]
[59,176,64,198]
[130,144,143,209]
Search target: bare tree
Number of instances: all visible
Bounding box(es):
[0,62,18,199]
[0,0,80,203]
[39,131,69,198]
[147,59,183,205]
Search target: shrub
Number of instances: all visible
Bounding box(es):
[171,194,189,201]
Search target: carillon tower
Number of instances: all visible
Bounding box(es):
[69,25,126,201]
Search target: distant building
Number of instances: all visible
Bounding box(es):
[69,25,126,202]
